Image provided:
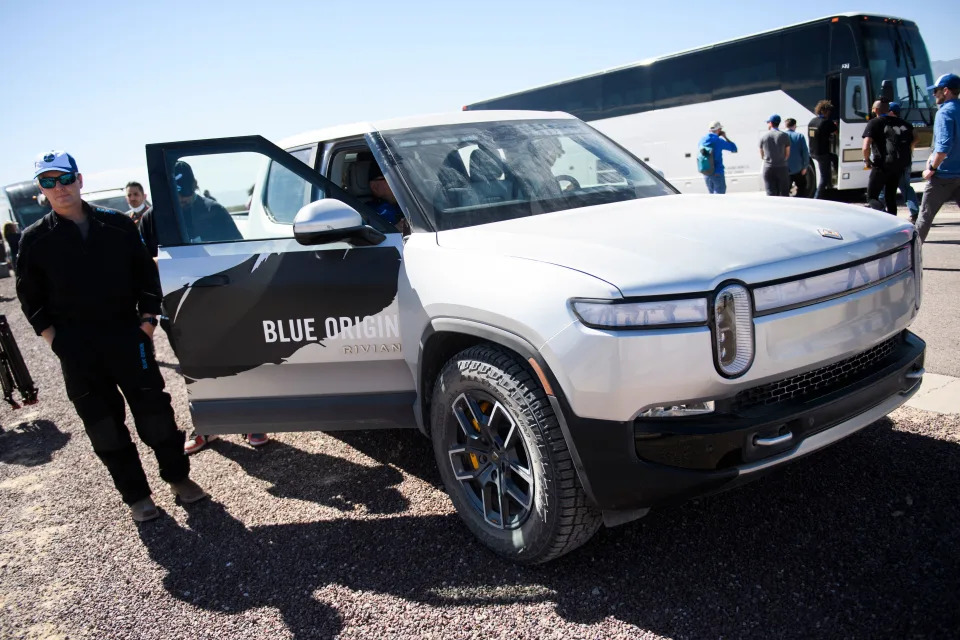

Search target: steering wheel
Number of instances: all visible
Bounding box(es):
[554,174,581,192]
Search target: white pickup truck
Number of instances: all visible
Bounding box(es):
[145,110,925,563]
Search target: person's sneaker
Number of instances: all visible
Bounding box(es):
[184,433,219,455]
[245,433,269,447]
[130,496,159,522]
[169,478,209,504]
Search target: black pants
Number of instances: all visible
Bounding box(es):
[789,170,808,197]
[813,154,836,199]
[867,165,902,215]
[763,166,790,196]
[55,326,188,504]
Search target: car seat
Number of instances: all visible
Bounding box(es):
[468,148,514,203]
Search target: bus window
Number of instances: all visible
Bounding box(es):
[602,66,652,119]
[830,23,861,72]
[780,24,829,112]
[843,74,869,121]
[712,35,780,101]
[654,50,714,108]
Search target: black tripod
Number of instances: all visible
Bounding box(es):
[0,315,38,409]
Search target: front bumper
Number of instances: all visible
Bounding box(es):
[553,330,925,515]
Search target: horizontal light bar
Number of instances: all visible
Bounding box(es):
[572,298,708,329]
[754,246,912,313]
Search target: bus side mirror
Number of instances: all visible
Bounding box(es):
[880,80,895,104]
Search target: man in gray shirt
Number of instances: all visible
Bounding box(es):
[759,114,791,196]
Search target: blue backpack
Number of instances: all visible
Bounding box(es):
[697,143,715,176]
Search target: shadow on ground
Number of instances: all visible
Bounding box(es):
[212,437,409,514]
[0,419,70,466]
[139,419,960,639]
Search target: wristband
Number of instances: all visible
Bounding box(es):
[140,316,159,327]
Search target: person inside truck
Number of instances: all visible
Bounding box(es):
[367,161,410,234]
[173,161,242,244]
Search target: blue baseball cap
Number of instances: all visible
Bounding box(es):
[766,114,781,125]
[928,73,960,92]
[33,150,79,178]
[889,101,901,114]
[173,160,196,195]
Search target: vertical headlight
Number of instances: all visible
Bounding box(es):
[714,284,754,377]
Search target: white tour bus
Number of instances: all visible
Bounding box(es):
[465,14,936,196]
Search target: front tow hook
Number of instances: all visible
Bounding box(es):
[902,367,925,394]
[753,432,794,447]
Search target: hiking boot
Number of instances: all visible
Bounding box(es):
[169,478,209,504]
[184,433,219,455]
[130,496,159,522]
[245,433,269,447]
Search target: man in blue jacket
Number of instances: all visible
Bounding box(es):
[785,118,811,197]
[916,73,960,240]
[699,121,738,194]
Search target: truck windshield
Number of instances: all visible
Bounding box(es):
[379,118,675,232]
[860,22,936,124]
[3,182,51,228]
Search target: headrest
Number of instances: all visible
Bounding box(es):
[469,149,504,181]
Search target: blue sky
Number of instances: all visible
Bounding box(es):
[1,0,958,192]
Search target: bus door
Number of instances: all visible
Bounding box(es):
[837,68,871,191]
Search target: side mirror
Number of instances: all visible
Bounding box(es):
[293,200,385,247]
[880,79,895,104]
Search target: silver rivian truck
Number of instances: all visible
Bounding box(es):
[145,111,925,563]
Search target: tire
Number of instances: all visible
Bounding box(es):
[430,344,602,564]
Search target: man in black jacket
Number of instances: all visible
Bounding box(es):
[862,100,914,215]
[16,151,208,522]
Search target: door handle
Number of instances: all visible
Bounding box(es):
[754,432,793,447]
[189,274,230,287]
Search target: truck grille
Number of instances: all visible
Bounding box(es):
[731,335,900,412]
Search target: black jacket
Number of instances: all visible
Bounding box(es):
[138,194,241,258]
[16,201,162,335]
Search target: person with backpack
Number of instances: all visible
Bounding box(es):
[878,102,919,220]
[698,121,737,194]
[862,100,914,215]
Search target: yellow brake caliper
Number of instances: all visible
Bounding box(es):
[469,402,492,470]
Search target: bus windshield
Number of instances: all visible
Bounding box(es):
[3,182,51,228]
[860,22,936,122]
[380,118,676,232]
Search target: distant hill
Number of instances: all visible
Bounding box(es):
[932,58,960,79]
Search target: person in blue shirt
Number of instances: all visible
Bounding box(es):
[368,162,409,233]
[698,121,738,194]
[878,102,919,219]
[917,73,960,241]
[784,118,811,197]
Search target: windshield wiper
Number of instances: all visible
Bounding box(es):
[893,25,933,126]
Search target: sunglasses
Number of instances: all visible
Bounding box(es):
[37,173,77,189]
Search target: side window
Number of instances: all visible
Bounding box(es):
[830,23,860,72]
[602,66,652,118]
[171,152,264,244]
[712,35,781,101]
[654,50,715,108]
[263,146,315,224]
[781,25,829,111]
[843,75,869,121]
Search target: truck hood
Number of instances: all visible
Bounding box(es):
[435,194,915,296]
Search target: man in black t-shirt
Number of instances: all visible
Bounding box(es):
[809,100,838,199]
[862,100,914,215]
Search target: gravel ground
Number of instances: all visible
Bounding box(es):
[1,276,959,640]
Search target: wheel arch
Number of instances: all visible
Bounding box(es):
[416,318,601,507]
